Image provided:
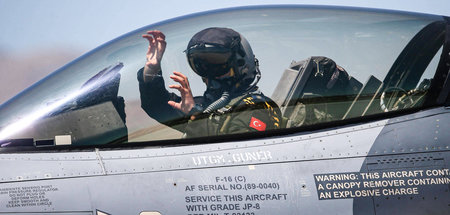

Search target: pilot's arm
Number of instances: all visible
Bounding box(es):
[138,68,185,125]
[138,30,195,128]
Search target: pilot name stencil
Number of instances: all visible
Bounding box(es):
[184,175,287,215]
[191,151,272,166]
[313,168,449,200]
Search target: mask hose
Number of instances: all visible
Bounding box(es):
[203,91,230,114]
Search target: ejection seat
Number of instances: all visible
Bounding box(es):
[271,56,362,128]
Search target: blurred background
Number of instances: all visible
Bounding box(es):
[1,0,449,104]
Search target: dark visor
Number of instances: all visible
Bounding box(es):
[186,44,233,78]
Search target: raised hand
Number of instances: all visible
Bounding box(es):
[142,30,166,82]
[168,71,195,114]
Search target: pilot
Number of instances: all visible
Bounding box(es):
[137,27,281,138]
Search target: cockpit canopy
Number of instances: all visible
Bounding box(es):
[0,5,447,148]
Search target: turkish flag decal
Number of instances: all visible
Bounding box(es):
[249,117,266,131]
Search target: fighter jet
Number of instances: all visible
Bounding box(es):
[0,5,448,215]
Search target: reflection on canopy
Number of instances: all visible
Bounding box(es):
[0,6,444,147]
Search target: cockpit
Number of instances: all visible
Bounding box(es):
[0,6,448,148]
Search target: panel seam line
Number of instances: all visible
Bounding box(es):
[95,148,107,175]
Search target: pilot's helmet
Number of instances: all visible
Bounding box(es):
[185,27,260,93]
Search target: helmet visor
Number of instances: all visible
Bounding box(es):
[187,45,233,78]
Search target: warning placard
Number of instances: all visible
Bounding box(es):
[0,185,58,208]
[313,168,449,200]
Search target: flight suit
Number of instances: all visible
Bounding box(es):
[137,68,281,138]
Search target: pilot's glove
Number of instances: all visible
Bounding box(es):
[142,30,166,82]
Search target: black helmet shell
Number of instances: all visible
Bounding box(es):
[186,27,259,92]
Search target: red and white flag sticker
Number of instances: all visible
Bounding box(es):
[249,117,266,131]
